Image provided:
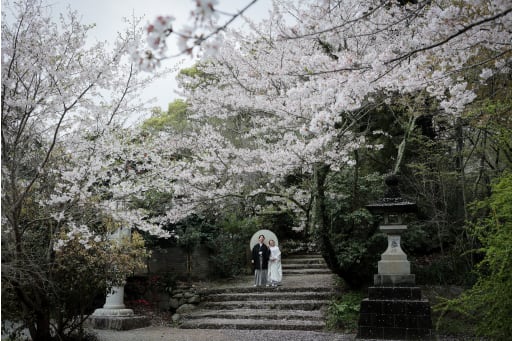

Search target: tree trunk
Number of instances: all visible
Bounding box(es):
[393,115,417,174]
[352,150,360,210]
[312,163,342,275]
[454,118,468,222]
[29,307,52,341]
[35,315,51,341]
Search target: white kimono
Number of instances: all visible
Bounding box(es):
[268,245,282,285]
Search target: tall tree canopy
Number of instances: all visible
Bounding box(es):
[169,0,511,224]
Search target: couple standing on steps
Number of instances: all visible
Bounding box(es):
[251,234,282,287]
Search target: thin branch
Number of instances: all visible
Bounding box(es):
[280,2,387,41]
[107,64,134,126]
[164,0,259,59]
[386,7,512,64]
[14,71,102,212]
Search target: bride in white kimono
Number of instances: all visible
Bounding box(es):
[268,239,282,287]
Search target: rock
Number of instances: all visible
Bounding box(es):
[187,295,201,304]
[171,313,181,323]
[169,298,180,309]
[176,304,198,314]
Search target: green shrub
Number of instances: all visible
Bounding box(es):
[412,252,476,286]
[206,215,258,278]
[319,171,389,288]
[279,239,317,255]
[435,172,512,340]
[326,291,365,332]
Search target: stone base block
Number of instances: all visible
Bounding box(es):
[357,290,432,340]
[374,274,415,286]
[368,286,422,300]
[357,326,432,340]
[87,315,150,330]
[92,308,134,317]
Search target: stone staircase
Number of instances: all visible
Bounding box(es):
[179,254,336,331]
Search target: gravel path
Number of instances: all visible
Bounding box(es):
[2,325,482,341]
[90,327,478,341]
[91,327,357,341]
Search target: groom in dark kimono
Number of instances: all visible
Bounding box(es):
[251,234,270,287]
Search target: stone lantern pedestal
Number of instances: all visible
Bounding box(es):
[357,175,432,340]
[88,285,150,330]
[88,227,150,330]
[374,224,415,287]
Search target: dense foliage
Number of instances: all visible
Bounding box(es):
[206,214,260,278]
[436,172,512,339]
[326,291,365,332]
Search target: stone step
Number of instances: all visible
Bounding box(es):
[286,254,323,258]
[179,317,326,331]
[283,268,332,275]
[199,282,335,295]
[204,291,332,302]
[200,287,334,295]
[178,254,334,332]
[282,263,329,269]
[184,308,324,321]
[201,299,329,311]
[282,258,326,265]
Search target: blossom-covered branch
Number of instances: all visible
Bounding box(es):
[131,0,258,70]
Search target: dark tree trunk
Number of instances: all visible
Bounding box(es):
[32,311,52,341]
[454,118,468,222]
[313,163,343,277]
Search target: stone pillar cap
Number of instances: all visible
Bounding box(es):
[379,225,407,233]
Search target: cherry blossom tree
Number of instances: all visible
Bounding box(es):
[1,1,174,339]
[166,0,511,280]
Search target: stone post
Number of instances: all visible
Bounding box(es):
[374,221,415,287]
[91,284,134,317]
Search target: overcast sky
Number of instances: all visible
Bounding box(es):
[48,0,272,111]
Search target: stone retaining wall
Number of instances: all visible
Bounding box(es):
[127,246,208,314]
[169,285,201,323]
[142,245,212,280]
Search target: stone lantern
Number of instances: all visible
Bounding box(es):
[366,174,417,287]
[88,226,150,330]
[357,175,432,340]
